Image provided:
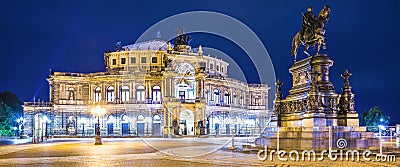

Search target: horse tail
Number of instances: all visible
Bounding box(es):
[291,32,299,56]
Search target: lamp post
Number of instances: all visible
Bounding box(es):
[16,117,26,139]
[91,106,106,145]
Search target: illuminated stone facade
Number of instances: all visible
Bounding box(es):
[23,33,270,137]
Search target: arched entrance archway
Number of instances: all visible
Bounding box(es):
[152,115,161,136]
[212,116,221,135]
[121,115,130,136]
[179,110,194,135]
[137,115,145,136]
[107,115,115,135]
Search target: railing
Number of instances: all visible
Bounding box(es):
[86,100,163,105]
[52,72,87,77]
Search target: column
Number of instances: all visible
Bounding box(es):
[169,76,177,98]
[131,80,135,102]
[115,81,119,103]
[163,108,168,136]
[102,82,106,103]
[146,80,151,103]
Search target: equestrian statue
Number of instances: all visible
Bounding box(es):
[291,6,331,61]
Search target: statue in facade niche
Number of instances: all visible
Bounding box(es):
[291,5,331,61]
[163,54,172,68]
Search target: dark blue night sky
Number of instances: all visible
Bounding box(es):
[1,1,399,123]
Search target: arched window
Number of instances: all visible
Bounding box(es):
[107,86,115,102]
[107,115,115,123]
[120,86,130,102]
[121,115,130,123]
[224,91,230,105]
[152,85,161,103]
[94,87,101,102]
[153,115,161,121]
[136,85,145,102]
[213,89,220,104]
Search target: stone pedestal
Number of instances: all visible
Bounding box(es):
[271,54,360,128]
[281,113,303,127]
[302,113,326,127]
[338,113,359,127]
[325,113,338,126]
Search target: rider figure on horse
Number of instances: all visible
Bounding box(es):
[301,6,316,43]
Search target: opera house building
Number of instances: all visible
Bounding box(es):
[23,32,270,138]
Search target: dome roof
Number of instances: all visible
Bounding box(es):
[122,39,173,51]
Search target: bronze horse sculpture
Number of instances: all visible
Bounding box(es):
[291,6,331,61]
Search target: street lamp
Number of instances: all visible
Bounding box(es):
[91,106,106,145]
[16,117,26,139]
